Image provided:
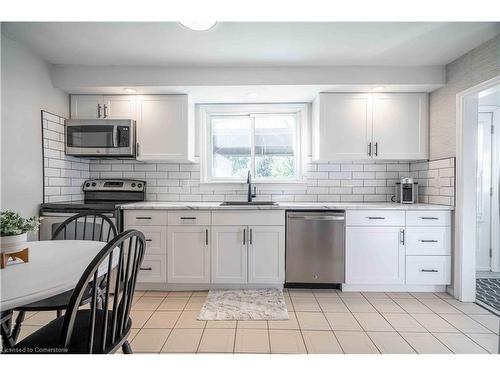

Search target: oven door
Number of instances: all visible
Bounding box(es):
[39,212,116,241]
[65,119,135,157]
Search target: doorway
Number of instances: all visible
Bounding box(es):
[475,87,500,313]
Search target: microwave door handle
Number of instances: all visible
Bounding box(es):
[113,126,118,148]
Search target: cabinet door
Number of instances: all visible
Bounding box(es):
[103,95,136,119]
[248,226,285,284]
[167,226,210,283]
[70,95,103,119]
[346,226,405,284]
[211,226,247,284]
[313,93,372,161]
[372,93,428,160]
[136,95,190,161]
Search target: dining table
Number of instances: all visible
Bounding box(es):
[0,240,109,347]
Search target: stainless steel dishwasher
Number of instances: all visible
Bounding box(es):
[286,211,345,284]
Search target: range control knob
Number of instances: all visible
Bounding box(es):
[138,183,143,188]
[85,183,90,187]
[131,183,136,188]
[91,182,96,187]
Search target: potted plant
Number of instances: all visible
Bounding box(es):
[0,211,40,255]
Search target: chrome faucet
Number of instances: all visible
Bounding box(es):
[247,170,257,202]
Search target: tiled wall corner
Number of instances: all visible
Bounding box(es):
[42,111,90,203]
[410,157,456,206]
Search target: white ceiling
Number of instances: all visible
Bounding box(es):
[2,22,499,66]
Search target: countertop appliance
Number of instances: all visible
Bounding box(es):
[286,211,345,285]
[39,178,145,240]
[394,177,418,204]
[65,119,135,157]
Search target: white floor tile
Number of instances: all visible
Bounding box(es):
[399,332,451,354]
[410,313,458,333]
[302,330,343,354]
[353,312,394,332]
[324,312,363,331]
[367,332,415,354]
[433,332,488,354]
[335,331,380,354]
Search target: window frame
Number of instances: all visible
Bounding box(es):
[199,103,308,184]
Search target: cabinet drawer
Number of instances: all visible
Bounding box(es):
[125,226,166,255]
[406,227,451,256]
[406,211,451,226]
[168,211,211,226]
[406,256,450,285]
[123,210,168,226]
[212,210,285,226]
[346,210,405,226]
[137,255,167,283]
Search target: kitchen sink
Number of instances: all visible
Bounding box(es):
[220,201,278,206]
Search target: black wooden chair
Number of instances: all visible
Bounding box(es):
[5,229,145,354]
[10,213,117,343]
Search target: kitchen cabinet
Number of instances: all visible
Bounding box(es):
[167,226,210,283]
[312,92,428,161]
[70,95,136,119]
[346,226,405,285]
[135,95,194,161]
[248,226,285,284]
[211,226,248,284]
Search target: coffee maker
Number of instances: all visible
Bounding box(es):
[395,177,418,204]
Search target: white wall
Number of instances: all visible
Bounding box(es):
[429,34,500,159]
[1,32,69,217]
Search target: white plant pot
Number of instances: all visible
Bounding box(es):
[0,233,28,254]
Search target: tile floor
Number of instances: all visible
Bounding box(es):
[17,289,500,354]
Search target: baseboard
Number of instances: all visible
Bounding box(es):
[136,283,284,291]
[341,284,447,292]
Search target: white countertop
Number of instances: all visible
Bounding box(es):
[119,201,454,211]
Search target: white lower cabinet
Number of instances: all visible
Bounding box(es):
[406,256,451,285]
[346,226,405,285]
[167,226,210,283]
[248,226,285,284]
[211,226,248,284]
[137,255,167,283]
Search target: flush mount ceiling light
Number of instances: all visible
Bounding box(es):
[372,86,386,92]
[124,88,137,93]
[179,21,217,31]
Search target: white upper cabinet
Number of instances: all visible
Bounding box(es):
[313,93,372,161]
[102,96,136,119]
[70,95,102,119]
[312,92,428,161]
[70,95,136,119]
[372,93,428,160]
[135,95,194,162]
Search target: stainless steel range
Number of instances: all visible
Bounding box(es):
[39,179,145,240]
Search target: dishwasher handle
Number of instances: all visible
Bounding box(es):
[288,215,345,221]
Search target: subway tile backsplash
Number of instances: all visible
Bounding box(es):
[42,111,90,203]
[42,112,455,206]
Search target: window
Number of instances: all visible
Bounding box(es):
[201,104,306,183]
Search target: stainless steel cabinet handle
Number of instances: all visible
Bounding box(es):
[103,104,108,118]
[419,239,438,243]
[136,142,140,157]
[368,142,372,157]
[180,217,197,220]
[400,229,405,245]
[374,142,378,156]
[243,228,246,245]
[136,216,152,220]
[367,216,385,220]
[140,267,152,271]
[205,229,209,246]
[145,239,152,242]
[97,104,102,118]
[249,228,253,245]
[420,269,439,273]
[420,217,438,220]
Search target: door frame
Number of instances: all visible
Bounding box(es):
[455,75,500,301]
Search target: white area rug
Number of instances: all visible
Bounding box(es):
[197,289,289,320]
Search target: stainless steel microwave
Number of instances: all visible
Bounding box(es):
[65,119,135,157]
